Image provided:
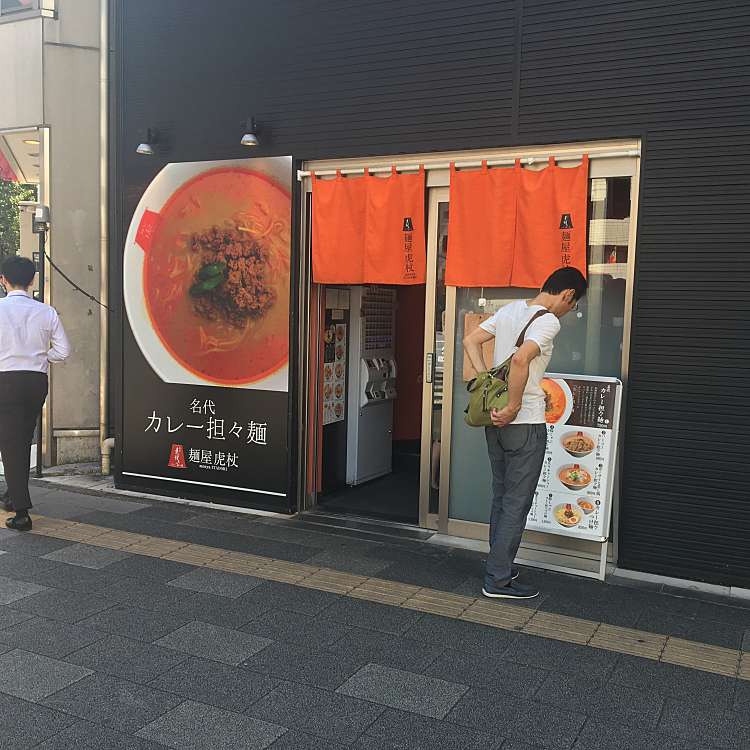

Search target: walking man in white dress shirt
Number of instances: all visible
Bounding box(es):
[0,255,70,531]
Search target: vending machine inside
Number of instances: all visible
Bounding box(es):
[346,286,398,485]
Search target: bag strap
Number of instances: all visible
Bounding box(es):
[515,309,551,348]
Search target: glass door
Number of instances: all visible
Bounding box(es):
[419,188,451,528]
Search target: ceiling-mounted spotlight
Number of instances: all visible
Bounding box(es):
[241,117,259,147]
[136,128,159,156]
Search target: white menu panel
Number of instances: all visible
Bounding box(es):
[525,375,622,542]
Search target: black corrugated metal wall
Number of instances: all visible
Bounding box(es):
[110,0,750,586]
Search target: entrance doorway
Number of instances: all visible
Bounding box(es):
[307,187,449,525]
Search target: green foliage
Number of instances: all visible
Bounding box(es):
[0,181,37,260]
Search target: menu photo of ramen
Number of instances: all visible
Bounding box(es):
[123,157,292,392]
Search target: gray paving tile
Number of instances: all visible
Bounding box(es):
[136,699,286,750]
[66,634,189,683]
[129,504,198,523]
[327,627,444,673]
[77,604,191,642]
[536,672,664,730]
[0,616,106,658]
[248,680,385,744]
[402,612,513,656]
[30,501,96,520]
[503,632,594,673]
[0,550,61,579]
[609,654,737,710]
[0,691,78,749]
[636,608,745,650]
[734,680,750,715]
[338,663,468,719]
[573,718,725,750]
[0,648,92,701]
[167,567,264,598]
[306,549,391,576]
[34,720,168,750]
[690,600,750,628]
[657,699,750,749]
[156,620,273,665]
[425,649,549,698]
[359,708,504,750]
[0,603,34,629]
[269,731,348,750]
[41,673,183,734]
[240,581,341,616]
[21,563,122,595]
[446,687,587,749]
[378,560,471,592]
[102,554,194,582]
[153,587,268,628]
[538,596,644,628]
[42,543,132,570]
[240,608,353,648]
[149,657,279,713]
[11,587,116,623]
[0,574,48,604]
[0,534,74,557]
[320,597,423,635]
[242,641,367,690]
[499,742,559,750]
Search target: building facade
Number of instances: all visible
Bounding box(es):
[109,0,750,589]
[0,0,104,465]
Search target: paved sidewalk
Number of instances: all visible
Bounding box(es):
[0,482,747,749]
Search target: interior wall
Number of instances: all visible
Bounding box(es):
[393,285,425,442]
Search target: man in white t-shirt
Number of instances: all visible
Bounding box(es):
[463,267,587,600]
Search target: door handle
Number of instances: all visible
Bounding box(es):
[425,353,434,384]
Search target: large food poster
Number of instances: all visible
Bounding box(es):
[119,157,292,509]
[525,375,622,542]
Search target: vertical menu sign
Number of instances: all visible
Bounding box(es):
[525,375,622,542]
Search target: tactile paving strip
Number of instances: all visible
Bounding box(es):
[13,512,746,680]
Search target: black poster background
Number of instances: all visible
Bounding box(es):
[119,325,289,511]
[117,157,292,512]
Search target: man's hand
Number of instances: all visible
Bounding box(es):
[490,404,520,427]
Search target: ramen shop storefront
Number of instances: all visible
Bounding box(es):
[298,141,641,579]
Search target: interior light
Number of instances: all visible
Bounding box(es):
[23,139,40,145]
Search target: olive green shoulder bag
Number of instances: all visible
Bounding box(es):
[464,309,551,428]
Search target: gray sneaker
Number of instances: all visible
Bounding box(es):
[482,581,539,600]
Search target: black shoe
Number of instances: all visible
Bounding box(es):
[6,515,32,532]
[511,567,520,581]
[482,581,539,600]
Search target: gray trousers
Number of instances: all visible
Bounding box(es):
[484,423,547,587]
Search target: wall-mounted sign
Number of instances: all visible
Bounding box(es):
[119,156,292,508]
[526,374,622,542]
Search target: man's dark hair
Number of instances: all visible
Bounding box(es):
[541,267,588,301]
[1,256,36,288]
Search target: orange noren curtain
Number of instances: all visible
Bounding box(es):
[445,160,516,287]
[512,154,589,288]
[365,166,426,285]
[311,170,367,284]
[312,166,426,285]
[445,154,589,288]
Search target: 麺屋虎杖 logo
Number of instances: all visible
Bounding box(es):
[559,213,573,230]
[167,443,187,469]
[402,217,416,279]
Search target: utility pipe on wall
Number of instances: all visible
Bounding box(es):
[99,0,110,473]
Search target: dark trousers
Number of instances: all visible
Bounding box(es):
[0,372,48,512]
[484,423,547,587]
